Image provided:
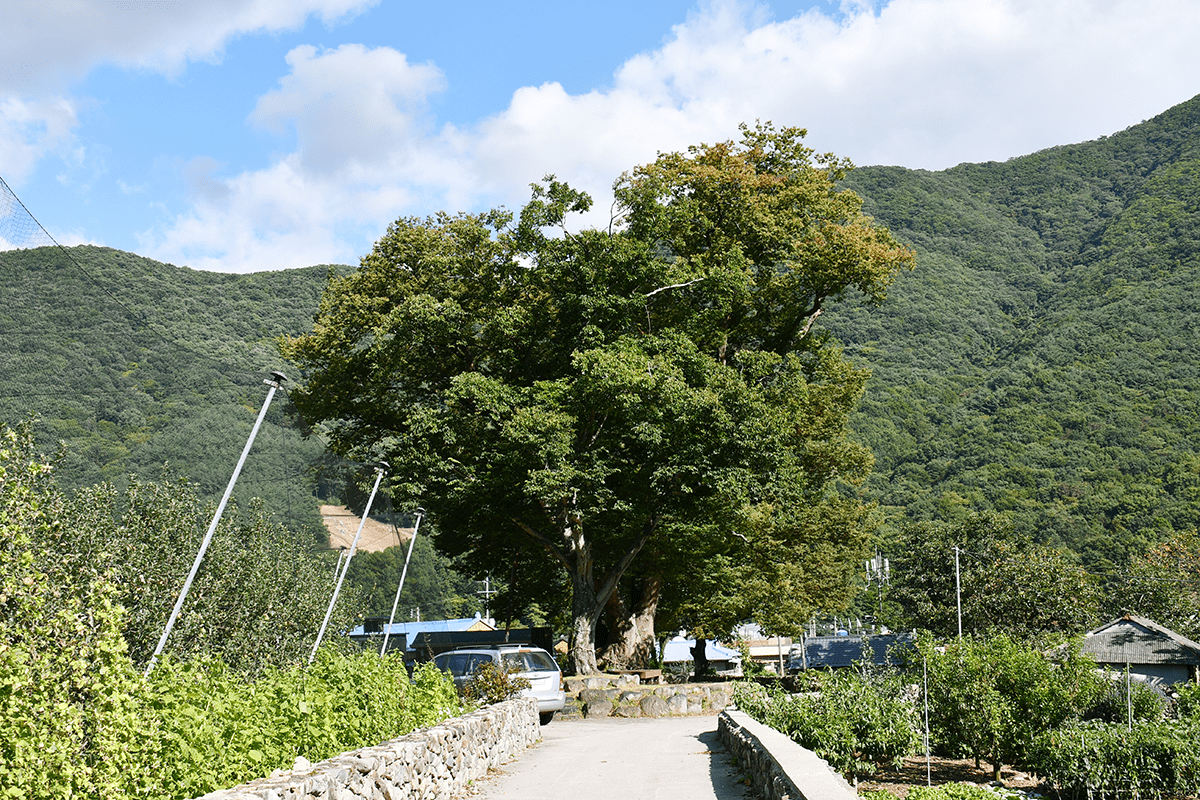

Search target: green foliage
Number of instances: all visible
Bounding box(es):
[1030,719,1200,800]
[47,471,364,673]
[0,422,160,798]
[283,124,911,673]
[920,634,1104,778]
[1175,680,1200,720]
[146,651,461,798]
[461,659,531,707]
[0,420,462,799]
[1082,673,1167,725]
[889,514,1102,637]
[1117,529,1200,640]
[865,784,1009,800]
[733,664,921,779]
[827,95,1200,579]
[0,245,344,541]
[344,534,481,620]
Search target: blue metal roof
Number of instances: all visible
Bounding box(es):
[348,616,490,638]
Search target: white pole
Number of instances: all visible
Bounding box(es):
[924,654,932,786]
[381,508,425,656]
[145,372,286,677]
[310,464,387,663]
[954,545,963,639]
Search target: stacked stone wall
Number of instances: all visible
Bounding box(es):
[563,674,731,718]
[718,708,858,800]
[192,697,538,800]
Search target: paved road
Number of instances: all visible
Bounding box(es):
[469,714,753,800]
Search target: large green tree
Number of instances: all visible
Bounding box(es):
[283,124,913,673]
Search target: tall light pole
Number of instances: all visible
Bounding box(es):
[310,462,388,663]
[145,371,286,677]
[381,507,425,656]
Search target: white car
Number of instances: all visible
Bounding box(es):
[433,645,566,724]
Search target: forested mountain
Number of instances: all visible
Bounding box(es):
[4,92,1200,582]
[0,245,341,541]
[828,93,1200,572]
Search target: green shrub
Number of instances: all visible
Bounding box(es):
[463,659,531,707]
[146,650,462,798]
[1175,681,1200,721]
[0,422,161,799]
[1030,718,1200,800]
[920,634,1103,779]
[1083,675,1166,725]
[733,664,921,779]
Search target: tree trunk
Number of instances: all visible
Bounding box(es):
[569,564,602,675]
[599,575,661,670]
[515,502,661,677]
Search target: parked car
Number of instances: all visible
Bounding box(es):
[433,645,566,724]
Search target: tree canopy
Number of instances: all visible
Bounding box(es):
[284,123,914,673]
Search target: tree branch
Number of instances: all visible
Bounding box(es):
[645,277,704,298]
[593,513,662,615]
[511,517,570,571]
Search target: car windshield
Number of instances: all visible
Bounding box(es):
[500,651,557,672]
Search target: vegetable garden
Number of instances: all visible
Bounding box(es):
[733,636,1200,800]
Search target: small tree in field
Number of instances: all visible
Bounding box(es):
[920,633,1103,781]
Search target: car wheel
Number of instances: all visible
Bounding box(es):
[539,711,556,725]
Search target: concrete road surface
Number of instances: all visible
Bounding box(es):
[469,714,753,800]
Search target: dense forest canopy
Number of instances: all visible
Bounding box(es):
[826,93,1200,575]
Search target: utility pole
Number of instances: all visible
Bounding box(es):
[381,507,425,656]
[477,576,498,623]
[145,371,286,677]
[310,462,388,663]
[865,551,890,622]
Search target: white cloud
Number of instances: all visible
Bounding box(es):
[0,0,377,190]
[1,0,378,93]
[250,44,446,178]
[145,0,1200,272]
[0,96,78,185]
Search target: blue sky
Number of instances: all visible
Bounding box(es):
[3,0,1200,272]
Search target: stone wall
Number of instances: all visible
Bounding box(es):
[718,708,859,800]
[193,697,539,800]
[563,674,731,718]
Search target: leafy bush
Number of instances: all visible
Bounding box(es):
[1030,719,1200,800]
[147,650,462,798]
[0,422,161,799]
[733,664,921,779]
[463,659,531,707]
[1174,680,1200,721]
[1,422,464,799]
[56,474,363,673]
[921,634,1103,779]
[863,784,999,800]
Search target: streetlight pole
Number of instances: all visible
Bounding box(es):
[381,507,425,656]
[954,545,963,639]
[145,371,286,677]
[310,462,388,663]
